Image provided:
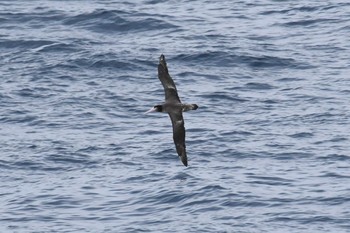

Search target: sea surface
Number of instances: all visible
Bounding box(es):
[1,1,350,232]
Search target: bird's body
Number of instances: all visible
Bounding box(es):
[145,54,198,167]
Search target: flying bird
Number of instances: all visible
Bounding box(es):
[145,54,198,167]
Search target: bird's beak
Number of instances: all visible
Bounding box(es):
[144,107,157,114]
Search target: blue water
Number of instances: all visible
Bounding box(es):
[1,1,350,232]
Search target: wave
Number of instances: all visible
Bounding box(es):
[64,9,179,33]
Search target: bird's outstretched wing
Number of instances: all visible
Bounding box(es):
[158,54,181,103]
[168,112,188,166]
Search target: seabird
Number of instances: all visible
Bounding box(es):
[145,54,198,167]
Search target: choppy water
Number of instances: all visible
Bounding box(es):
[1,1,350,232]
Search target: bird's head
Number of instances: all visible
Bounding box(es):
[145,105,163,114]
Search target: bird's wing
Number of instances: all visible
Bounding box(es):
[158,55,181,103]
[168,112,188,167]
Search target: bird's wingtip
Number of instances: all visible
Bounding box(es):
[181,155,188,167]
[159,54,165,63]
[159,54,167,70]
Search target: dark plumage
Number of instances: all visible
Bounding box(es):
[145,54,198,166]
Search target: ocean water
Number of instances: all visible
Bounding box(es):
[1,0,350,232]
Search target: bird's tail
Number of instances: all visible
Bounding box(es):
[182,104,198,112]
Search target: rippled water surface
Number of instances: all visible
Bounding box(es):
[1,1,350,232]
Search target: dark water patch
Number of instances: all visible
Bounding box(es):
[320,172,350,179]
[154,191,194,205]
[258,9,286,17]
[63,9,129,25]
[0,113,38,124]
[174,51,245,68]
[198,184,227,192]
[288,132,314,138]
[261,99,279,104]
[281,87,303,92]
[186,127,207,133]
[273,152,314,160]
[91,59,142,71]
[220,130,255,137]
[260,6,317,16]
[317,196,350,205]
[297,215,344,225]
[45,153,98,169]
[0,10,66,24]
[14,87,54,99]
[277,77,305,82]
[292,5,326,12]
[338,25,350,31]
[41,195,82,208]
[0,159,13,170]
[10,160,48,171]
[76,146,103,153]
[282,18,339,27]
[245,82,275,90]
[313,137,348,145]
[240,54,303,69]
[246,35,276,43]
[174,51,306,69]
[246,175,293,186]
[0,39,54,50]
[318,154,350,162]
[329,137,347,143]
[266,197,299,207]
[170,172,194,181]
[142,129,164,135]
[134,189,195,206]
[290,112,343,124]
[198,92,248,102]
[221,199,268,208]
[288,93,335,101]
[64,9,178,33]
[230,151,261,159]
[303,44,347,53]
[67,55,147,71]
